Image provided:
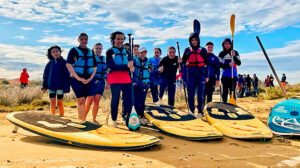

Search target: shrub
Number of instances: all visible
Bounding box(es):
[0,85,43,106]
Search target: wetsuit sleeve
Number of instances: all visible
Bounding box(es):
[233,50,241,66]
[106,49,129,71]
[66,48,78,65]
[218,51,230,69]
[182,48,190,65]
[62,60,71,93]
[42,62,50,89]
[215,55,221,80]
[201,48,209,78]
[158,57,165,67]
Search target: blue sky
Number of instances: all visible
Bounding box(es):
[0,0,299,84]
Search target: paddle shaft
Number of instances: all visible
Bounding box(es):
[230,14,236,103]
[256,36,288,99]
[128,34,136,109]
[176,42,189,112]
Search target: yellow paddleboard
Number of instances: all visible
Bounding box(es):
[144,104,223,140]
[6,111,160,150]
[204,102,273,139]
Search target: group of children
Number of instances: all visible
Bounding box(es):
[42,31,241,127]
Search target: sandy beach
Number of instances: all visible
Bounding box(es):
[1,96,300,168]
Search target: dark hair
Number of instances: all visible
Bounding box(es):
[78,33,88,39]
[206,42,214,46]
[47,45,62,60]
[123,43,130,47]
[110,31,125,46]
[133,44,140,48]
[93,42,103,50]
[168,46,176,51]
[154,48,162,54]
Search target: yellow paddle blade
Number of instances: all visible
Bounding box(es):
[229,94,236,105]
[230,14,235,37]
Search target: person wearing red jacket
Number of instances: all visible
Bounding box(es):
[20,68,29,88]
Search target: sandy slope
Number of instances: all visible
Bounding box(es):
[1,96,300,168]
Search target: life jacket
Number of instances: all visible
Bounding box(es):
[94,55,108,80]
[187,47,205,67]
[133,58,150,83]
[107,47,131,84]
[73,47,94,76]
[111,47,129,66]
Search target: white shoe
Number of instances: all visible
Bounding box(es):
[189,111,196,117]
[139,117,148,125]
[112,121,117,128]
[197,113,203,119]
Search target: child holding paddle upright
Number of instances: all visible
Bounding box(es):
[133,46,151,125]
[42,45,70,117]
[182,32,209,118]
[83,43,108,124]
[218,38,241,103]
[106,31,133,127]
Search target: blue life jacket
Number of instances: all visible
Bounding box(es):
[112,47,129,66]
[133,57,151,84]
[73,47,94,76]
[94,55,108,80]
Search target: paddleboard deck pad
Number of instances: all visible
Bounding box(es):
[268,98,300,136]
[144,104,223,140]
[6,111,160,150]
[204,102,273,139]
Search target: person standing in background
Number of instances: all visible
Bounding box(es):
[149,48,162,103]
[252,74,259,97]
[204,42,220,104]
[20,68,29,88]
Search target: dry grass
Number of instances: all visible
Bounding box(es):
[0,85,43,106]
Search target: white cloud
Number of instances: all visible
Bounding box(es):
[90,34,109,42]
[0,0,299,42]
[37,35,77,46]
[0,43,69,80]
[153,40,167,46]
[14,36,26,40]
[1,21,13,24]
[20,27,34,31]
[43,29,65,34]
[242,40,300,60]
[238,39,300,84]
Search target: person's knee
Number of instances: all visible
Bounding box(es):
[50,98,56,103]
[77,98,85,105]
[57,94,64,100]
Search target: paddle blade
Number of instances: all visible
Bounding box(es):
[230,14,235,37]
[127,107,141,131]
[193,19,201,35]
[229,94,236,105]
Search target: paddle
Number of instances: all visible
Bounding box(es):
[193,19,201,36]
[256,36,288,99]
[176,41,189,112]
[229,14,237,105]
[127,33,140,131]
